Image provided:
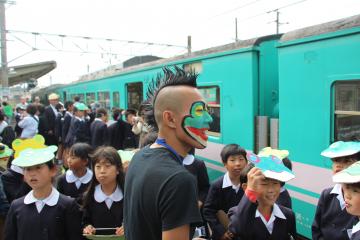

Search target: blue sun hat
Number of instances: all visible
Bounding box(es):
[12,146,58,168]
[258,147,289,160]
[74,102,89,111]
[321,141,360,158]
[247,151,295,182]
[333,161,360,183]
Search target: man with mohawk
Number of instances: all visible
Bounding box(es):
[124,67,213,240]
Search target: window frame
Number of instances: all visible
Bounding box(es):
[126,82,143,110]
[197,84,221,139]
[332,79,360,141]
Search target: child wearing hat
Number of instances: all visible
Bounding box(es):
[333,161,360,240]
[312,141,360,240]
[228,153,296,240]
[4,146,82,240]
[64,103,91,147]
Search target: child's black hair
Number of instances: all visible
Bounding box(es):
[96,108,108,118]
[26,104,37,116]
[125,109,137,119]
[345,182,360,189]
[82,146,125,209]
[64,101,74,111]
[69,143,93,163]
[280,157,293,186]
[240,163,254,184]
[36,104,45,115]
[220,144,247,164]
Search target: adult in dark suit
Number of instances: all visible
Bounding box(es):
[90,108,108,149]
[107,108,128,150]
[44,93,59,145]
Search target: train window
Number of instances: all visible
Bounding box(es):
[70,94,84,102]
[334,81,360,141]
[127,82,143,110]
[86,93,96,105]
[97,91,111,110]
[113,92,120,108]
[198,86,220,136]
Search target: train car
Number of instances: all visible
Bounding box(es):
[277,14,360,236]
[49,14,360,238]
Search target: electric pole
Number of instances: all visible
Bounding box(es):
[0,0,8,90]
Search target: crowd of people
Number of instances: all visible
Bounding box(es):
[0,67,359,240]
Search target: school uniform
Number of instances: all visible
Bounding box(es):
[44,105,58,145]
[107,119,128,150]
[82,184,124,235]
[203,172,244,240]
[351,220,360,240]
[229,194,296,240]
[65,116,90,147]
[57,168,93,200]
[1,165,31,203]
[312,184,355,240]
[183,155,210,204]
[61,111,73,148]
[4,187,82,240]
[276,187,292,209]
[90,118,108,149]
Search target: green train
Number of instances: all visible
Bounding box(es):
[33,14,360,238]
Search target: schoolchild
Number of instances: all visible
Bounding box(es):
[61,101,74,167]
[90,107,109,149]
[64,103,91,147]
[312,141,360,240]
[82,146,125,237]
[14,106,25,137]
[4,146,82,240]
[18,104,39,139]
[333,161,360,240]
[258,147,293,209]
[228,155,296,240]
[57,142,93,201]
[1,155,31,203]
[203,144,248,240]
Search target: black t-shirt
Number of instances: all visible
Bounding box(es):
[124,147,202,240]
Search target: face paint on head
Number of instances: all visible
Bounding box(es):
[182,101,213,148]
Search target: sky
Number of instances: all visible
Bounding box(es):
[4,0,360,87]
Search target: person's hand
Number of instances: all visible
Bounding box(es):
[220,230,234,240]
[83,225,96,235]
[115,226,124,236]
[247,167,265,193]
[198,200,203,208]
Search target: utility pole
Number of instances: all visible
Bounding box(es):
[276,10,280,34]
[235,18,238,42]
[187,35,191,54]
[0,0,8,91]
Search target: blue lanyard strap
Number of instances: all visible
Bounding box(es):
[155,138,183,164]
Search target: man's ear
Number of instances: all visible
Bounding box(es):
[162,110,176,129]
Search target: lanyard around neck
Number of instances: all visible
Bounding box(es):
[155,138,183,165]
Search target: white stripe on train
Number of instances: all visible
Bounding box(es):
[196,141,332,205]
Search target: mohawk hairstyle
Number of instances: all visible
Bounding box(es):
[144,66,198,130]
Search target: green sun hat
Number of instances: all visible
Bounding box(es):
[12,146,58,168]
[117,150,135,163]
[321,141,360,158]
[333,161,360,183]
[0,143,13,159]
[74,102,89,111]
